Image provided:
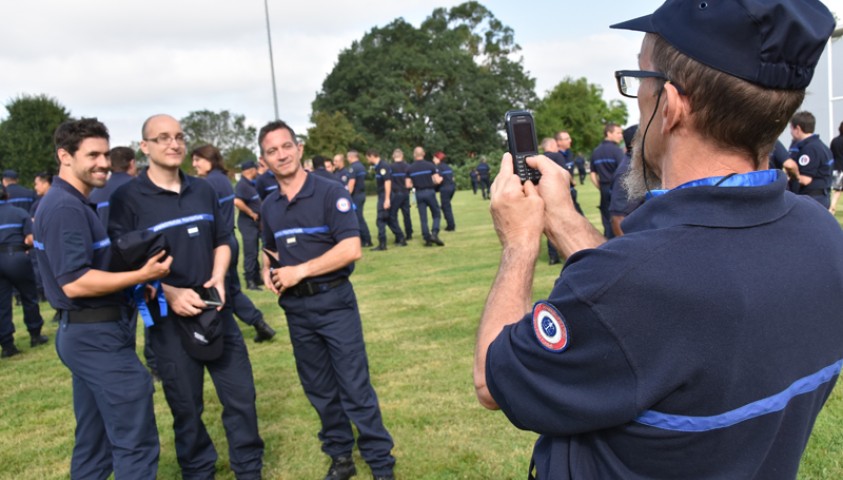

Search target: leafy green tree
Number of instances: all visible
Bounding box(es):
[312,1,535,165]
[0,94,71,185]
[180,109,257,170]
[304,111,364,158]
[533,77,628,157]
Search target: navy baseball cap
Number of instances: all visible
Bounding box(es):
[611,0,835,89]
[240,160,257,170]
[2,169,18,179]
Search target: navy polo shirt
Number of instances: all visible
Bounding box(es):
[487,171,843,479]
[3,184,36,211]
[310,168,339,183]
[768,140,790,170]
[334,167,351,188]
[33,177,123,310]
[437,161,455,187]
[476,162,491,180]
[203,169,236,235]
[0,203,31,244]
[790,134,833,193]
[373,160,392,194]
[256,170,279,201]
[260,174,359,283]
[390,162,409,194]
[831,135,843,171]
[590,140,624,185]
[349,161,367,195]
[90,171,135,227]
[234,175,261,219]
[408,160,438,190]
[108,170,227,288]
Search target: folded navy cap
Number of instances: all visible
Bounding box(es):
[240,160,257,170]
[611,0,836,89]
[2,169,18,179]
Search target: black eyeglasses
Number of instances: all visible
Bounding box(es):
[145,133,187,146]
[614,70,684,98]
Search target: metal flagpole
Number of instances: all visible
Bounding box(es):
[264,0,280,120]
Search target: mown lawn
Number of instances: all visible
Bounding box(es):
[0,180,840,479]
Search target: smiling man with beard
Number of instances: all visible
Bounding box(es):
[474,1,843,478]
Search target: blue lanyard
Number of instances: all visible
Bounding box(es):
[646,170,778,200]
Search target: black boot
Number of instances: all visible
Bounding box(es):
[1,343,21,358]
[29,329,48,347]
[246,280,263,291]
[253,318,276,343]
[324,455,356,480]
[431,234,445,246]
[370,244,387,251]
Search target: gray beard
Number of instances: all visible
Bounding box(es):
[623,135,662,202]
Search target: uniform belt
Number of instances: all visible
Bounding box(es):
[0,244,27,253]
[287,277,348,297]
[61,306,122,324]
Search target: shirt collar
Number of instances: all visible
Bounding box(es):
[274,173,315,205]
[137,169,193,195]
[53,176,96,208]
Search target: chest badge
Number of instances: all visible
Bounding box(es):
[336,198,351,213]
[532,301,569,353]
[187,225,199,238]
[798,154,810,167]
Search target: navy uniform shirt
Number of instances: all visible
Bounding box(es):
[390,162,409,194]
[0,203,31,245]
[334,167,351,188]
[256,170,279,201]
[311,168,340,183]
[349,161,367,195]
[260,174,359,283]
[831,135,843,171]
[486,171,843,479]
[373,160,392,194]
[108,170,227,288]
[768,140,790,170]
[203,169,236,236]
[33,177,123,310]
[4,184,36,212]
[590,140,624,185]
[476,161,491,180]
[89,171,135,227]
[234,175,261,221]
[437,161,455,188]
[407,160,438,190]
[790,134,834,193]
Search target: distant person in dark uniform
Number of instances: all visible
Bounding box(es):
[90,146,137,228]
[255,158,279,201]
[476,157,491,199]
[367,149,405,250]
[389,149,413,241]
[574,153,587,185]
[310,155,338,182]
[408,146,444,247]
[234,160,263,290]
[590,122,625,239]
[540,137,583,265]
[258,120,396,480]
[609,125,644,237]
[333,153,351,189]
[30,172,52,303]
[0,184,47,357]
[191,144,275,343]
[828,122,843,213]
[347,150,372,247]
[2,170,36,213]
[432,151,456,231]
[109,115,264,479]
[35,117,172,479]
[783,111,834,208]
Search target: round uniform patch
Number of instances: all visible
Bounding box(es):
[798,154,810,167]
[380,168,387,176]
[336,198,352,213]
[532,301,569,353]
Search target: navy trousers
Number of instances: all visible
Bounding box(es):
[0,250,43,346]
[439,186,455,230]
[415,188,441,241]
[56,312,159,480]
[391,191,413,239]
[599,184,615,240]
[227,235,263,327]
[150,308,263,479]
[279,281,395,476]
[352,192,371,245]
[376,193,404,246]
[237,215,261,285]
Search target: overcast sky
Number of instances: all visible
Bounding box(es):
[1,0,841,149]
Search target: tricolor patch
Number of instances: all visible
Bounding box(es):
[532,301,569,353]
[336,198,351,213]
[798,154,810,167]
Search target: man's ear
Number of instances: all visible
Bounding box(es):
[660,82,688,134]
[57,148,72,168]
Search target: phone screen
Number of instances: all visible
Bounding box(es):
[513,122,536,153]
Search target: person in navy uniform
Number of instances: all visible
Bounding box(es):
[234,160,264,290]
[408,146,445,247]
[0,184,47,357]
[332,153,352,189]
[30,172,52,303]
[432,151,456,232]
[828,122,843,213]
[539,137,583,266]
[589,123,625,239]
[608,125,644,237]
[258,120,395,480]
[475,156,491,199]
[89,146,137,227]
[311,155,339,182]
[346,150,372,247]
[475,1,843,479]
[783,111,834,209]
[367,149,405,251]
[389,149,413,241]
[192,145,275,343]
[35,118,173,479]
[109,114,264,480]
[255,158,279,201]
[2,170,36,213]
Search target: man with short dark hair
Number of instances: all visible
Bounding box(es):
[234,160,263,289]
[34,118,172,479]
[783,111,834,208]
[346,150,372,247]
[389,148,413,241]
[590,122,624,239]
[2,170,36,213]
[367,149,405,250]
[90,146,137,227]
[259,120,395,480]
[475,1,843,478]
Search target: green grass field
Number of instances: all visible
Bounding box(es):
[0,181,841,479]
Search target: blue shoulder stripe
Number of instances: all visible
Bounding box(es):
[274,225,330,239]
[148,214,214,233]
[218,194,235,205]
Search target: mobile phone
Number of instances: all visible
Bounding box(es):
[504,110,541,184]
[193,286,223,308]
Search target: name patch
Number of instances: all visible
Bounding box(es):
[532,301,569,353]
[336,198,351,213]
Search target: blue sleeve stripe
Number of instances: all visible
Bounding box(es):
[148,213,215,233]
[251,195,260,201]
[392,173,406,178]
[92,238,111,250]
[635,359,843,432]
[0,223,20,230]
[6,198,31,204]
[33,240,44,250]
[274,225,330,238]
[218,194,235,205]
[96,201,109,210]
[592,159,617,165]
[410,171,429,177]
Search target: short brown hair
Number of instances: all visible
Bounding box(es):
[648,34,804,167]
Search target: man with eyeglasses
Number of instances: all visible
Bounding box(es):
[108,114,264,479]
[474,1,843,478]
